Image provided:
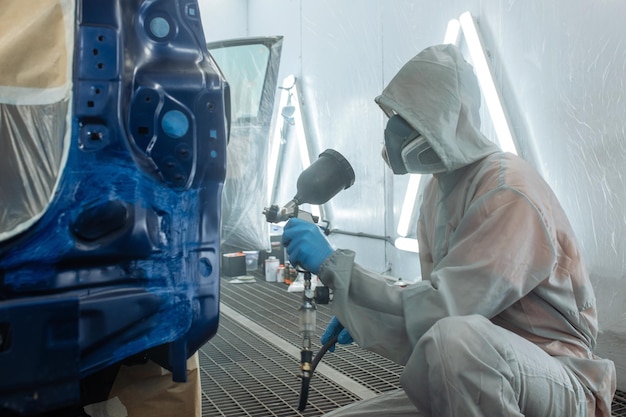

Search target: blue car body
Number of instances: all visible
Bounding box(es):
[0,0,228,414]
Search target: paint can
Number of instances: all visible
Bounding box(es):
[277,264,285,283]
[264,256,279,282]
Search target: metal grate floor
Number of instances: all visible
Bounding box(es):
[199,274,401,416]
[199,274,626,416]
[614,391,626,416]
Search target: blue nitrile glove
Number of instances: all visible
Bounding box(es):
[321,316,353,352]
[281,218,333,274]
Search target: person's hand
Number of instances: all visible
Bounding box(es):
[321,316,353,352]
[281,218,333,273]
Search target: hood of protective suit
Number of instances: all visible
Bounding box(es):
[375,44,501,173]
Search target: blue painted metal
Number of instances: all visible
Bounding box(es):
[0,0,229,414]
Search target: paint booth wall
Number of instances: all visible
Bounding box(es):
[199,0,626,388]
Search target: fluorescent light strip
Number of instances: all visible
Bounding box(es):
[459,12,517,155]
[289,78,320,220]
[394,237,419,253]
[267,76,292,203]
[396,174,421,237]
[443,18,461,45]
[290,81,312,170]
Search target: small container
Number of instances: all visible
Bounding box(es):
[277,264,285,283]
[222,252,246,277]
[264,256,279,282]
[243,250,259,272]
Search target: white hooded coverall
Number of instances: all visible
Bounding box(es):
[318,45,616,416]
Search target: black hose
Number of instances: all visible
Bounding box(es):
[297,373,311,411]
[297,324,344,412]
[312,325,343,372]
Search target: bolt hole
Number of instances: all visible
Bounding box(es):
[207,102,215,111]
[89,131,103,141]
[97,63,104,69]
[92,48,99,56]
[199,257,212,277]
[98,35,104,42]
[149,17,171,38]
[87,101,95,108]
[161,110,189,138]
[145,96,151,102]
[95,88,101,94]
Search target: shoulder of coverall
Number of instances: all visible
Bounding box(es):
[471,152,559,205]
[433,152,569,238]
[374,44,501,173]
[432,152,539,193]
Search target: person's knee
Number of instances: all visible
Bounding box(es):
[402,316,497,414]
[407,315,499,390]
[417,315,490,359]
[401,315,491,413]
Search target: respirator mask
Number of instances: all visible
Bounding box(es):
[382,114,446,175]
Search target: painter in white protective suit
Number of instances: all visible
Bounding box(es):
[281,44,616,416]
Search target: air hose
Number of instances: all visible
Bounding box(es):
[297,324,344,411]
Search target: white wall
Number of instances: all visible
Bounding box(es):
[199,0,626,388]
[198,0,247,40]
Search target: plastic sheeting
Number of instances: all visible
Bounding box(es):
[221,124,272,251]
[0,103,69,240]
[209,37,283,252]
[0,0,73,241]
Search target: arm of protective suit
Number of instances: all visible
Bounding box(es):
[317,186,556,361]
[317,251,416,364]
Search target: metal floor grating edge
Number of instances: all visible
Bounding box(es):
[199,274,626,416]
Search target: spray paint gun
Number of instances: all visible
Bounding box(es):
[263,149,354,224]
[263,149,355,411]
